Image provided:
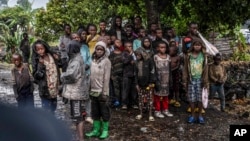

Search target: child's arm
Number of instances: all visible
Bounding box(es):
[33,63,46,80]
[221,65,227,83]
[208,65,218,83]
[122,52,133,65]
[102,60,111,96]
[11,69,18,98]
[61,61,82,84]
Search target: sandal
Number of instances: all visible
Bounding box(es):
[174,101,181,107]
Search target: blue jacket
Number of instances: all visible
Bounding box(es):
[80,44,92,75]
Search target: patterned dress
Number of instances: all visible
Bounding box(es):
[44,54,59,99]
[154,54,171,96]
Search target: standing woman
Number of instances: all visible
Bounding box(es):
[85,41,111,139]
[31,40,61,114]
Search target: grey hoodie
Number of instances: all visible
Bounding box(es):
[90,41,111,96]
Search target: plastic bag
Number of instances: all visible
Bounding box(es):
[197,31,219,56]
[202,88,208,108]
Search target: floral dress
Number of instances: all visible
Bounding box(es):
[44,54,59,98]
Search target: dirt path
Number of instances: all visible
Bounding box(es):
[1,64,249,141]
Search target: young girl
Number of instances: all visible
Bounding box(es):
[136,37,154,61]
[182,39,208,124]
[153,41,173,118]
[108,16,126,41]
[169,46,181,107]
[61,40,87,141]
[11,53,34,108]
[86,24,100,54]
[31,40,60,113]
[85,41,111,139]
[133,28,146,51]
[98,20,108,36]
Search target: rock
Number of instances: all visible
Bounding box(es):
[241,112,249,118]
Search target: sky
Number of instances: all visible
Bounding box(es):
[8,0,49,9]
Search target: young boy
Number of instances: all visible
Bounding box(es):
[11,53,34,108]
[133,28,146,51]
[153,41,173,118]
[152,28,169,54]
[209,53,227,112]
[134,50,155,121]
[182,39,208,124]
[121,41,136,109]
[109,39,124,107]
[61,40,87,141]
[169,46,181,107]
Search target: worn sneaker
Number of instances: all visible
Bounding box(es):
[187,116,196,123]
[113,100,120,107]
[154,111,165,118]
[174,101,181,107]
[198,116,205,124]
[163,110,173,117]
[132,105,139,109]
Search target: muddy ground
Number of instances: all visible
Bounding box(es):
[0,64,249,141]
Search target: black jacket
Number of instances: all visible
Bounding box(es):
[122,51,135,78]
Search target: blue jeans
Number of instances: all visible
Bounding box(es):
[17,94,34,109]
[210,84,225,110]
[41,97,57,114]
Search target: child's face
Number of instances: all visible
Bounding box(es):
[139,29,146,37]
[150,24,157,31]
[136,53,142,60]
[169,47,177,56]
[105,36,111,45]
[81,31,87,41]
[95,46,105,58]
[125,27,132,36]
[156,30,163,38]
[35,44,46,57]
[64,26,71,35]
[143,39,150,48]
[158,43,166,54]
[193,42,202,52]
[72,34,80,41]
[214,56,221,65]
[12,55,22,67]
[166,30,173,37]
[88,26,97,35]
[170,42,176,47]
[115,18,122,27]
[114,40,122,48]
[111,35,116,43]
[99,22,106,31]
[125,43,133,52]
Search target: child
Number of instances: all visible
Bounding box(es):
[105,34,114,56]
[98,20,108,36]
[85,41,111,139]
[109,39,124,107]
[153,41,173,118]
[124,24,136,43]
[19,33,30,63]
[169,46,181,107]
[121,41,136,109]
[135,37,154,60]
[108,16,126,41]
[79,29,93,124]
[61,40,87,141]
[152,28,169,54]
[134,50,155,121]
[209,53,227,112]
[11,53,34,108]
[31,40,60,113]
[182,39,208,124]
[133,28,146,51]
[86,24,100,54]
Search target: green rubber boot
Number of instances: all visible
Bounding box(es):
[99,121,109,139]
[85,120,101,137]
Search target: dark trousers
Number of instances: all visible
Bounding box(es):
[90,96,110,122]
[61,58,68,72]
[112,75,123,102]
[122,77,137,106]
[41,97,57,114]
[22,52,30,63]
[17,94,34,108]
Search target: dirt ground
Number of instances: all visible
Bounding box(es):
[1,64,250,141]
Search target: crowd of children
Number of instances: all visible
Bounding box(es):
[12,16,227,140]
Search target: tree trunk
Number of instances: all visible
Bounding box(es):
[145,0,159,26]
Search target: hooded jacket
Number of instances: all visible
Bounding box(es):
[135,37,155,61]
[90,41,111,96]
[31,40,61,98]
[61,40,88,100]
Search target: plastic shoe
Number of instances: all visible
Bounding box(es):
[187,116,196,123]
[113,100,120,107]
[85,120,101,137]
[163,110,173,117]
[198,116,205,124]
[201,109,205,114]
[174,101,181,107]
[195,107,199,112]
[154,111,165,118]
[99,121,109,139]
[136,114,142,120]
[170,99,176,105]
[187,107,191,113]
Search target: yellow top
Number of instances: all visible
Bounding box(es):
[87,34,100,55]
